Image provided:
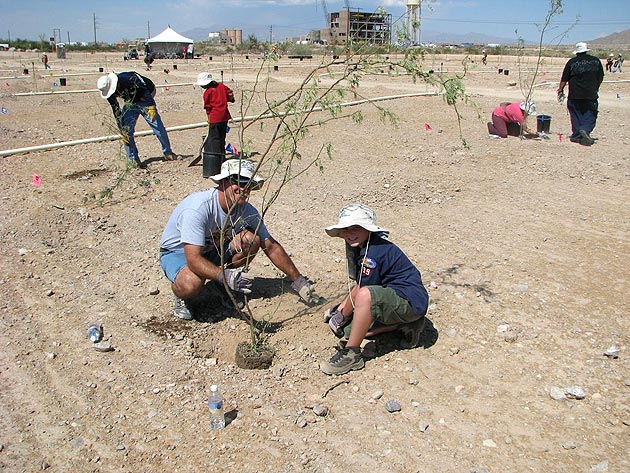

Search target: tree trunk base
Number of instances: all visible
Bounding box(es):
[235,342,275,370]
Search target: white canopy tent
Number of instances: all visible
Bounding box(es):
[146,26,193,59]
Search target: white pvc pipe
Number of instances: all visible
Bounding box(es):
[11,82,195,97]
[534,79,630,88]
[0,91,439,158]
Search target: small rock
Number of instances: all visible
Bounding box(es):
[603,346,620,359]
[297,419,307,428]
[385,400,401,413]
[205,358,217,366]
[272,366,285,378]
[449,346,460,355]
[564,386,586,400]
[93,341,114,352]
[18,248,29,256]
[46,289,54,297]
[497,324,510,333]
[590,460,609,472]
[312,405,328,417]
[482,439,497,448]
[562,440,577,450]
[516,283,529,292]
[371,390,384,400]
[504,332,519,343]
[116,444,126,451]
[549,387,566,400]
[419,421,429,432]
[41,460,50,470]
[149,288,160,296]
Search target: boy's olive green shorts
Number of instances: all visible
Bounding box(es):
[367,286,422,325]
[341,286,423,338]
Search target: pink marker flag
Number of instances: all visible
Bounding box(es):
[32,173,42,187]
[424,123,433,131]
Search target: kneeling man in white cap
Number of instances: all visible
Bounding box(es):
[159,159,319,320]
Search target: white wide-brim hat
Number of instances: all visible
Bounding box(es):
[97,72,118,99]
[573,42,590,54]
[325,203,388,237]
[519,101,537,115]
[210,159,264,188]
[194,72,213,87]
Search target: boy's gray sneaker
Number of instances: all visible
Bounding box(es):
[173,296,193,320]
[399,317,426,349]
[320,346,364,375]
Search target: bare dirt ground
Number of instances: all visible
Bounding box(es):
[0,50,628,472]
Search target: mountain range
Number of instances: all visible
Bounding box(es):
[589,29,630,45]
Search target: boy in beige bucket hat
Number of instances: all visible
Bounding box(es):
[320,204,430,375]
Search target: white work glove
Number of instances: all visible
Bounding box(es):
[323,305,350,338]
[218,268,252,294]
[291,275,320,305]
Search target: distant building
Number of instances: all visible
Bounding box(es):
[207,30,242,46]
[321,8,391,45]
[222,29,243,46]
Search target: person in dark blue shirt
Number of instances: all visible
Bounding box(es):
[557,42,605,146]
[320,204,429,375]
[97,71,177,168]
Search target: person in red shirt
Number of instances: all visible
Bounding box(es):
[194,72,235,176]
[487,101,537,138]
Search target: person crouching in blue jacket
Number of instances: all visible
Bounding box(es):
[320,204,429,375]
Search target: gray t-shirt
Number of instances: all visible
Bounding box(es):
[160,188,270,252]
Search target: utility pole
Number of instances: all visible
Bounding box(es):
[269,25,273,43]
[67,32,70,43]
[93,13,97,45]
[147,20,151,39]
[7,30,10,45]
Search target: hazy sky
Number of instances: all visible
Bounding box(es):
[1,0,628,44]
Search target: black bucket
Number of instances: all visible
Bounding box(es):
[209,56,212,61]
[273,65,279,71]
[59,77,67,86]
[498,68,503,74]
[98,67,104,72]
[173,64,177,70]
[504,69,509,75]
[537,115,552,133]
[23,68,29,75]
[202,152,223,178]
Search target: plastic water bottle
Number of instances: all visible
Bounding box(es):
[87,321,103,343]
[208,384,225,430]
